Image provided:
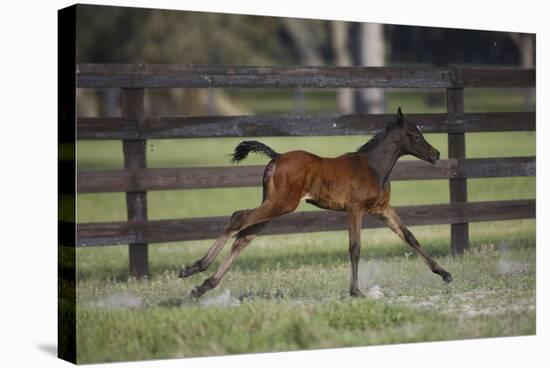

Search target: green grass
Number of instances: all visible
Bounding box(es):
[77,299,534,363]
[74,89,536,363]
[76,219,535,363]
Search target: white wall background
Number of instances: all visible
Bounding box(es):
[0,0,546,367]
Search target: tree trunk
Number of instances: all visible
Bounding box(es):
[103,88,119,117]
[281,18,324,65]
[331,21,354,114]
[282,19,325,114]
[358,23,385,114]
[510,33,535,111]
[520,34,535,111]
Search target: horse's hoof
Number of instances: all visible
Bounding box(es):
[179,265,197,279]
[442,271,453,283]
[190,286,203,298]
[178,267,185,278]
[190,287,199,298]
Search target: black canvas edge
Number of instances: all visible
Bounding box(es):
[58,4,77,365]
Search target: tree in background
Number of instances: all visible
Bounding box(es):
[281,18,326,65]
[76,5,533,117]
[509,33,535,111]
[77,6,293,116]
[280,18,328,113]
[331,21,355,114]
[357,23,386,113]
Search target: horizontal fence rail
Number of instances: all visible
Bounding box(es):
[76,64,535,89]
[73,63,536,273]
[76,199,535,246]
[77,156,535,193]
[77,112,535,140]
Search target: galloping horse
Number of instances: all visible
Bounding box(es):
[179,107,453,297]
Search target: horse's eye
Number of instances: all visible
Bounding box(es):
[414,135,420,141]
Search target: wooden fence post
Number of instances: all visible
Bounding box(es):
[121,88,149,277]
[447,87,469,254]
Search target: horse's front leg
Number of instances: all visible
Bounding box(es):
[374,205,452,283]
[347,207,365,297]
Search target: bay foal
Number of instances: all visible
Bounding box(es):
[180,108,453,297]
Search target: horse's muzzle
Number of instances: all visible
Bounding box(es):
[429,148,440,164]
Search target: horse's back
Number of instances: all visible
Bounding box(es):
[268,150,385,211]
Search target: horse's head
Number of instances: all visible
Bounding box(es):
[394,107,440,164]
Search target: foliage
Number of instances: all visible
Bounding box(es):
[77,5,294,65]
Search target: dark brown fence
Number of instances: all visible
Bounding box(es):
[75,64,536,277]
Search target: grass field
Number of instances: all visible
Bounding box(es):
[74,89,536,363]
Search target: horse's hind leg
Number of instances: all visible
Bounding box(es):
[189,197,300,296]
[178,232,231,278]
[179,209,254,278]
[179,159,279,279]
[191,221,267,298]
[179,200,297,278]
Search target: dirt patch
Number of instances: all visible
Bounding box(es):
[199,289,241,308]
[87,293,143,309]
[390,289,535,318]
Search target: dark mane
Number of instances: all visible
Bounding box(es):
[356,121,398,153]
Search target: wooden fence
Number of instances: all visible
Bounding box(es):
[75,64,536,277]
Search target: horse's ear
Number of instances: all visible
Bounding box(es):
[397,107,404,125]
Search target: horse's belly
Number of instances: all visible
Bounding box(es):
[304,196,346,211]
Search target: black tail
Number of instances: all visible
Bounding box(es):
[231,140,280,163]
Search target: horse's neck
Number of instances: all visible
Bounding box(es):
[365,138,402,187]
